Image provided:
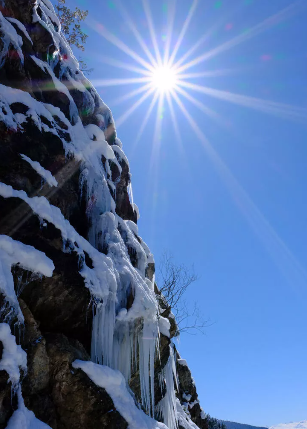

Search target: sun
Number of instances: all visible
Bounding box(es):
[150,65,178,93]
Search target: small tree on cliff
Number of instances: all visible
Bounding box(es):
[157,251,209,335]
[55,0,92,74]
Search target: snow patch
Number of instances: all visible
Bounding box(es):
[72,360,168,429]
[6,386,52,429]
[20,154,58,187]
[0,323,27,386]
[270,423,307,429]
[0,234,54,321]
[158,316,170,338]
[6,18,32,44]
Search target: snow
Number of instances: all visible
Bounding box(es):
[177,359,188,367]
[270,423,307,429]
[125,220,138,236]
[112,144,130,167]
[0,4,198,426]
[85,124,115,160]
[0,182,159,415]
[0,12,24,66]
[6,18,32,44]
[0,324,50,428]
[159,316,170,338]
[0,323,27,386]
[6,386,52,429]
[20,154,58,187]
[72,360,168,429]
[30,55,78,122]
[0,235,54,321]
[182,393,192,402]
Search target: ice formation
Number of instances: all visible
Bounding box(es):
[0,0,206,427]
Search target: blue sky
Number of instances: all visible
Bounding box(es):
[63,0,306,426]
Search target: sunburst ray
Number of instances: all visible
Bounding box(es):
[142,0,163,65]
[178,81,307,122]
[95,55,152,77]
[116,0,158,67]
[172,91,307,290]
[91,77,151,87]
[134,91,160,146]
[115,87,155,127]
[176,1,305,73]
[163,0,177,64]
[174,85,221,122]
[110,83,153,107]
[168,0,199,66]
[88,17,155,72]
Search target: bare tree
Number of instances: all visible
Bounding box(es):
[156,252,209,335]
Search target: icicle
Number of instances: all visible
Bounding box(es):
[156,345,179,429]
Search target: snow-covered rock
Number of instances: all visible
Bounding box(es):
[0,1,207,428]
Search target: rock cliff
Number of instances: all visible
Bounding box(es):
[0,1,208,428]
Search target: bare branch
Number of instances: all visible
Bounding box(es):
[156,251,209,335]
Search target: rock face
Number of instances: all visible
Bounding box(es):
[0,1,208,428]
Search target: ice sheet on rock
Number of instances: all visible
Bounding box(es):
[156,345,178,429]
[6,386,52,429]
[20,154,58,187]
[72,360,168,429]
[0,235,54,321]
[118,218,147,277]
[91,212,159,416]
[0,183,159,416]
[6,18,32,43]
[0,12,24,66]
[0,323,27,387]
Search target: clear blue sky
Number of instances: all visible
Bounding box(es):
[63,0,306,426]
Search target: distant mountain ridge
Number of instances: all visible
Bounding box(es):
[222,419,307,429]
[222,421,268,429]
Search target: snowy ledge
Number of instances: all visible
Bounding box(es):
[72,360,168,429]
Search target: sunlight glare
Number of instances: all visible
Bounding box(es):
[151,65,178,93]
